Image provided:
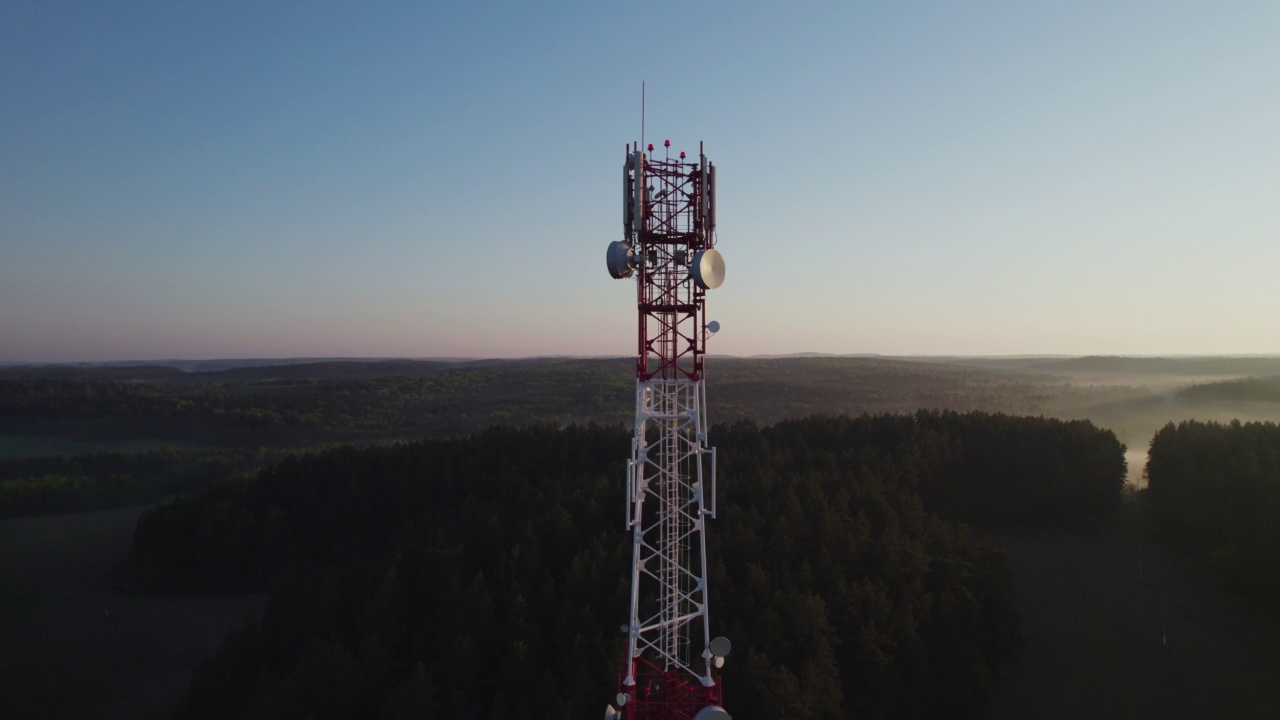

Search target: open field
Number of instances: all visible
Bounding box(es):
[0,504,263,719]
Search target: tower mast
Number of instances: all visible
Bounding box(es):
[605,139,731,720]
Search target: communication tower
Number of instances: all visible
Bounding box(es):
[604,140,731,720]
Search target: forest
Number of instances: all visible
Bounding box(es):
[125,412,1125,719]
[1145,419,1280,605]
[7,356,1278,456]
[0,356,1123,518]
[0,354,1229,520]
[5,356,1280,717]
[0,356,1146,451]
[0,446,290,518]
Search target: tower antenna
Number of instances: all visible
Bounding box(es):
[604,137,730,720]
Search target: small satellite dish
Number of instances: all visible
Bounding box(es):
[707,320,720,334]
[607,241,634,279]
[616,692,629,707]
[709,636,732,658]
[692,248,725,289]
[693,707,732,720]
[715,656,725,668]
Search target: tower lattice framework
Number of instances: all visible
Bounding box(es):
[605,140,730,720]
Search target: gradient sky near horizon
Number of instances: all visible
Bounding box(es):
[3,2,1278,362]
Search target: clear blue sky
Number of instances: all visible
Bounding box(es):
[3,1,1278,362]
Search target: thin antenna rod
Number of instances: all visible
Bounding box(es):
[641,81,646,150]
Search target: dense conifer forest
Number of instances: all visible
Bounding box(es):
[5,357,1280,717]
[0,356,1162,451]
[0,357,1111,518]
[1146,419,1280,605]
[0,447,285,518]
[3,354,1244,519]
[125,412,1124,719]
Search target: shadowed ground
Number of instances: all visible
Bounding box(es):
[3,496,1279,718]
[986,505,1280,720]
[0,504,262,719]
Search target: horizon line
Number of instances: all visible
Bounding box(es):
[6,352,1280,369]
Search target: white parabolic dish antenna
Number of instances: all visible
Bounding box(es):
[692,248,725,290]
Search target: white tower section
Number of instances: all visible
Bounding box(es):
[626,378,716,683]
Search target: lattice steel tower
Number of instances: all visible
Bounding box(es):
[604,140,731,720]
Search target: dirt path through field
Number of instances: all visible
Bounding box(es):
[985,507,1280,720]
[0,504,263,719]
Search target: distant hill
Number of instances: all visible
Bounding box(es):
[1062,374,1280,448]
[7,354,1280,382]
[0,358,553,384]
[948,355,1280,377]
[4,355,1279,453]
[0,365,190,382]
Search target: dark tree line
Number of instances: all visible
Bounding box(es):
[127,412,1124,719]
[1146,419,1280,604]
[720,411,1126,527]
[0,366,638,447]
[0,447,280,518]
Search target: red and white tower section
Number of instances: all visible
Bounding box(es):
[604,140,731,720]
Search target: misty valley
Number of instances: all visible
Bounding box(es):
[2,355,1280,718]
